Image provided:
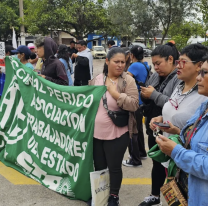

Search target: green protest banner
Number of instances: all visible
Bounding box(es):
[0,57,106,201]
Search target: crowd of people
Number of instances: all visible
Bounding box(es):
[1,37,208,206]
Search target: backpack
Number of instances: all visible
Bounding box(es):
[133,62,152,87]
[142,63,152,85]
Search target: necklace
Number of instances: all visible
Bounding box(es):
[108,76,117,84]
[169,83,197,110]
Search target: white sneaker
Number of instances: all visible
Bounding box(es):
[122,159,142,167]
[138,195,162,206]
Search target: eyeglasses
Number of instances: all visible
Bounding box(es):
[198,69,208,78]
[169,98,179,110]
[175,60,197,68]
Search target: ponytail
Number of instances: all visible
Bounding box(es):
[151,41,179,63]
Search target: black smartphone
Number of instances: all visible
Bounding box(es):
[153,122,170,128]
[138,82,146,87]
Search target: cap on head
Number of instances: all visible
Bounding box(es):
[27,43,35,49]
[11,45,32,58]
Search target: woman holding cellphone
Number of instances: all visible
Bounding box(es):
[150,44,208,138]
[156,54,208,206]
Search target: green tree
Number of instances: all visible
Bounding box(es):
[148,0,198,44]
[199,0,208,24]
[168,22,205,50]
[0,0,32,41]
[107,0,160,45]
[25,0,109,39]
[0,0,20,41]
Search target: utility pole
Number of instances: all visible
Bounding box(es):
[19,0,26,45]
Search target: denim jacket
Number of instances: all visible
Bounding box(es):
[59,58,73,86]
[171,99,208,206]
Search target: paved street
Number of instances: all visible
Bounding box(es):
[0,58,168,206]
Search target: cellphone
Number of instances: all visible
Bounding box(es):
[153,122,170,128]
[138,82,146,87]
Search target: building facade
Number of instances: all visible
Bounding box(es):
[87,33,122,49]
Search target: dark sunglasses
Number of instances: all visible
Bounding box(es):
[198,69,208,78]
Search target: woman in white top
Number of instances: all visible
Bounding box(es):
[150,44,208,138]
[146,44,208,206]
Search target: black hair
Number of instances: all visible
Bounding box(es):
[77,40,87,46]
[5,45,14,55]
[103,47,125,75]
[121,47,130,54]
[20,52,36,60]
[151,42,179,64]
[120,44,126,47]
[30,52,37,60]
[180,44,208,63]
[70,40,76,44]
[121,47,131,71]
[202,55,208,63]
[107,40,115,46]
[130,45,144,61]
[57,44,71,72]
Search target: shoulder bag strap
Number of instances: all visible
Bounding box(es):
[141,62,151,83]
[102,75,109,112]
[133,62,149,86]
[184,117,202,149]
[140,62,150,74]
[175,115,202,181]
[159,71,176,93]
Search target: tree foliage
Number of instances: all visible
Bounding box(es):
[148,0,198,44]
[0,0,20,41]
[25,0,110,39]
[168,22,206,51]
[106,0,159,44]
[0,0,32,41]
[199,0,208,25]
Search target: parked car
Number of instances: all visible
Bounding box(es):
[129,42,152,57]
[91,46,107,59]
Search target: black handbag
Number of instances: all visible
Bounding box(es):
[102,75,129,127]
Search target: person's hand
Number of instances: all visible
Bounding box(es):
[150,116,163,131]
[71,53,78,59]
[140,85,155,99]
[106,82,120,100]
[160,121,181,135]
[156,134,177,156]
[107,82,117,94]
[38,74,46,79]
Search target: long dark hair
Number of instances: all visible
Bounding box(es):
[103,47,125,75]
[57,44,71,72]
[121,47,131,71]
